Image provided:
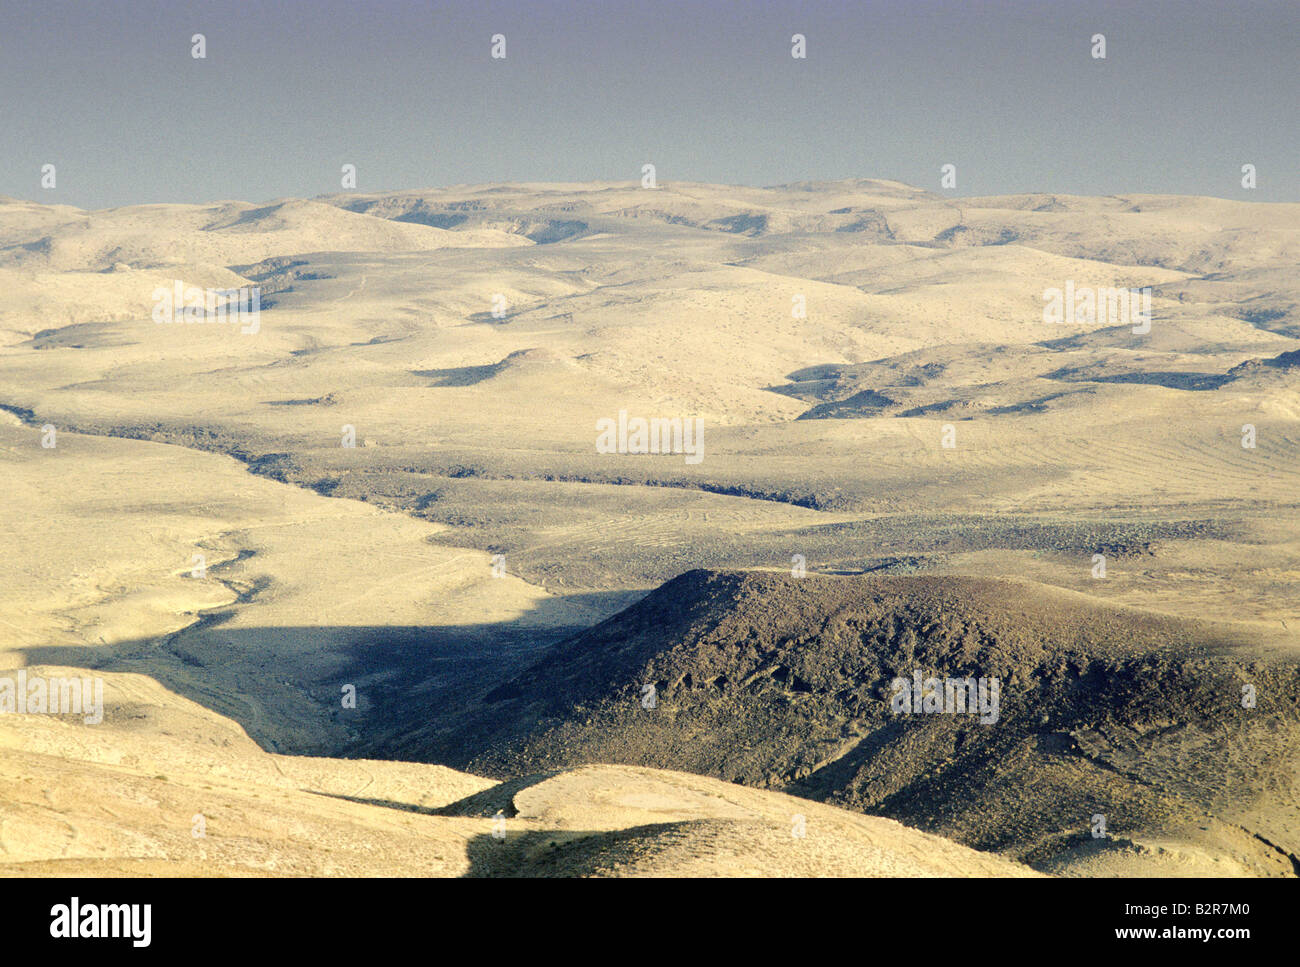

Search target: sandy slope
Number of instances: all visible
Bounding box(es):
[0,662,1033,877]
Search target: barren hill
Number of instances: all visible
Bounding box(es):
[415,569,1300,876]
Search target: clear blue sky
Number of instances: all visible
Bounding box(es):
[2,0,1296,208]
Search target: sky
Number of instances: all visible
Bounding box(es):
[1,0,1297,209]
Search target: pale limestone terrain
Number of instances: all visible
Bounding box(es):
[0,180,1296,876]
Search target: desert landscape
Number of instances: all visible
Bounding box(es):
[1,179,1297,877]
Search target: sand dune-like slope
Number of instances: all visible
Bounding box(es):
[441,764,1034,877]
[1,667,1028,877]
[2,739,1033,877]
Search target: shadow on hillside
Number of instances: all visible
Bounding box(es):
[460,823,687,878]
[14,588,629,765]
